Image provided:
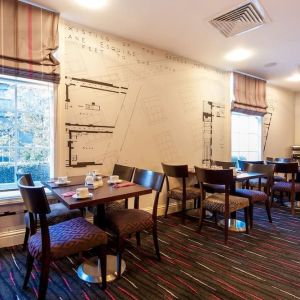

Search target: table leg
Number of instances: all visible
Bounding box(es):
[77,203,126,283]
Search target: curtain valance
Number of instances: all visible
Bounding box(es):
[231,72,267,116]
[0,0,60,83]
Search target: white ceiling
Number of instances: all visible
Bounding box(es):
[31,0,300,92]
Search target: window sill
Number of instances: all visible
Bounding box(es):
[0,188,53,204]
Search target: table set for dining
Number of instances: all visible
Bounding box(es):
[42,173,152,283]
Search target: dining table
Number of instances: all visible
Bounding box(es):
[188,168,265,232]
[42,175,152,283]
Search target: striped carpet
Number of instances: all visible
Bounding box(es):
[0,205,300,300]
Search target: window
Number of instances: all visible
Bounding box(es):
[0,76,54,190]
[231,112,262,162]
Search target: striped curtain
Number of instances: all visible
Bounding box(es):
[231,72,267,116]
[0,0,60,83]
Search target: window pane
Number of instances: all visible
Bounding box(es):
[231,112,262,162]
[0,76,53,189]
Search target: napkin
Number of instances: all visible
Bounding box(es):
[62,191,76,197]
[113,182,135,188]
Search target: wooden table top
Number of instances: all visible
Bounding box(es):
[42,176,152,210]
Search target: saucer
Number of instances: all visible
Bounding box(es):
[72,193,93,199]
[55,180,71,185]
[107,179,123,184]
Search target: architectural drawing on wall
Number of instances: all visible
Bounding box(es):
[202,101,225,165]
[65,76,127,167]
[263,101,275,153]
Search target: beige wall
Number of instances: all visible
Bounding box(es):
[264,85,295,158]
[295,92,300,144]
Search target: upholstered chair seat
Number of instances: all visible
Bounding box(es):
[273,175,285,182]
[203,194,249,213]
[29,217,107,260]
[25,203,81,228]
[235,189,268,203]
[168,186,201,200]
[106,209,153,236]
[272,181,300,192]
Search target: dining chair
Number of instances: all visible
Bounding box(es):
[234,163,275,227]
[161,163,201,220]
[111,164,135,209]
[271,162,300,215]
[105,168,165,278]
[194,167,250,244]
[17,173,82,251]
[18,176,107,300]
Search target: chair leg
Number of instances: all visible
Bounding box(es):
[152,226,161,261]
[116,235,124,279]
[23,253,34,289]
[38,256,50,300]
[23,227,30,251]
[265,199,272,223]
[124,198,128,209]
[136,232,141,246]
[164,197,170,218]
[181,198,186,224]
[198,208,205,232]
[244,207,249,234]
[224,214,229,244]
[291,191,295,216]
[98,245,107,290]
[249,203,253,229]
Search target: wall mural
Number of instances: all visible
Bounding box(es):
[62,21,230,174]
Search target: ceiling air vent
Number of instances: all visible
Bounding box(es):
[209,0,269,37]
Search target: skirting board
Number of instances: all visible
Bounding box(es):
[0,200,195,248]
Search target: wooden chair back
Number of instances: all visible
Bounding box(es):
[238,160,264,171]
[244,163,275,193]
[211,160,236,169]
[274,158,295,163]
[16,172,34,186]
[18,176,51,255]
[133,168,165,220]
[161,163,189,194]
[113,164,135,181]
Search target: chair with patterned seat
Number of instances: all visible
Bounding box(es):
[234,163,275,228]
[195,167,250,244]
[271,162,300,215]
[105,168,165,278]
[18,173,82,251]
[18,176,107,300]
[161,163,201,220]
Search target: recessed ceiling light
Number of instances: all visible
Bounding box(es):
[75,0,107,9]
[225,48,253,62]
[287,73,300,82]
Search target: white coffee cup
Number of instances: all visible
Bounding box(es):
[58,176,68,183]
[109,175,119,183]
[76,187,89,198]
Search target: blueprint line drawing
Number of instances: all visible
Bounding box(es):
[64,76,127,168]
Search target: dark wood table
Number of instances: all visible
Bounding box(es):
[42,175,152,283]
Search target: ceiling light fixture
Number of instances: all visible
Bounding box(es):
[225,48,253,62]
[75,0,107,9]
[287,66,300,82]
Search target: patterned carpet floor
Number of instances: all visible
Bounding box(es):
[0,205,300,300]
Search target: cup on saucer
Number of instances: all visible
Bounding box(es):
[76,187,89,198]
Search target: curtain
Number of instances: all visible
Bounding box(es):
[0,0,60,83]
[231,72,267,116]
